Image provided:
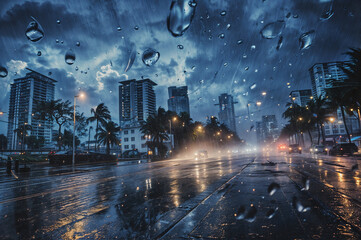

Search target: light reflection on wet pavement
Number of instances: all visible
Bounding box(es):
[0,153,360,239]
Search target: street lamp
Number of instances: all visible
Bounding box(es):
[73,92,85,166]
[256,101,262,106]
[329,117,335,123]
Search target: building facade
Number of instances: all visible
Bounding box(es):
[216,93,237,133]
[167,86,190,115]
[309,61,359,137]
[289,89,312,107]
[7,68,56,149]
[119,79,157,124]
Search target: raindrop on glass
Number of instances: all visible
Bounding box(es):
[61,40,64,44]
[243,54,247,58]
[117,26,122,31]
[134,26,139,30]
[245,206,257,223]
[37,51,42,56]
[142,48,160,66]
[84,71,87,74]
[224,62,228,67]
[48,72,52,76]
[226,24,231,30]
[177,44,184,49]
[286,12,291,18]
[250,83,257,89]
[293,14,299,18]
[266,207,278,219]
[188,1,197,7]
[276,36,283,50]
[244,66,249,71]
[301,177,310,191]
[65,49,76,65]
[25,17,45,42]
[75,66,79,71]
[199,79,204,84]
[237,39,243,45]
[167,0,196,37]
[251,45,256,50]
[267,182,280,196]
[260,21,285,39]
[299,30,315,50]
[56,39,59,44]
[220,11,226,16]
[218,33,225,39]
[292,196,310,212]
[235,206,246,220]
[76,41,80,47]
[0,66,8,78]
[56,19,61,24]
[254,69,258,73]
[191,66,196,70]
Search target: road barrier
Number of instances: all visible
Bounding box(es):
[48,153,117,165]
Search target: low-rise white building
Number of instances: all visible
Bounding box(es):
[120,122,148,153]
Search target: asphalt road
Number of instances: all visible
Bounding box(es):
[0,152,360,239]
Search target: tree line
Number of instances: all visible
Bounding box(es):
[281,48,361,146]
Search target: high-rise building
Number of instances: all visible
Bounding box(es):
[118,79,157,126]
[309,61,359,137]
[255,115,279,144]
[167,86,190,115]
[289,89,312,107]
[216,93,237,133]
[7,68,56,149]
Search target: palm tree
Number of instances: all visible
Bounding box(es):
[96,121,120,155]
[308,96,330,144]
[141,107,169,157]
[87,103,111,151]
[14,124,32,151]
[34,99,72,150]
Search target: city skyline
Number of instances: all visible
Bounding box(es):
[0,0,360,141]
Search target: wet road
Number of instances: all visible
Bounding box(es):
[0,152,360,239]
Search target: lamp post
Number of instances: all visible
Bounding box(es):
[88,126,93,152]
[73,93,85,166]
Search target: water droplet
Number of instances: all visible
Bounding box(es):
[299,30,315,50]
[266,207,278,219]
[188,1,197,7]
[250,83,257,90]
[84,71,87,74]
[167,0,196,37]
[276,36,283,50]
[56,19,61,24]
[56,39,59,43]
[254,69,258,73]
[293,14,299,18]
[37,51,41,56]
[61,40,64,44]
[260,21,285,39]
[243,79,246,82]
[224,62,228,67]
[25,17,45,42]
[237,39,243,45]
[251,45,256,50]
[65,49,76,65]
[292,196,310,212]
[48,72,52,76]
[142,48,160,66]
[117,26,122,31]
[218,33,225,39]
[208,35,213,40]
[243,54,247,58]
[301,177,310,191]
[220,11,226,16]
[75,66,79,71]
[244,66,249,71]
[199,79,204,84]
[76,41,80,47]
[273,66,276,71]
[245,206,257,222]
[286,12,291,18]
[59,87,63,91]
[320,9,334,21]
[134,26,139,30]
[235,206,246,220]
[226,23,231,30]
[191,66,196,70]
[177,44,184,49]
[0,66,8,78]
[124,49,136,72]
[267,182,280,196]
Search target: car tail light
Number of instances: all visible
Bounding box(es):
[340,148,343,150]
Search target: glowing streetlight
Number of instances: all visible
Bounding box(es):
[261,92,266,96]
[73,92,86,166]
[256,101,262,106]
[298,117,303,121]
[329,117,335,123]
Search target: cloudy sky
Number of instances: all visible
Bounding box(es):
[0,0,360,141]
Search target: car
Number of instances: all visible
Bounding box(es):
[278,144,287,152]
[329,143,358,156]
[310,145,327,154]
[195,150,208,160]
[288,144,302,154]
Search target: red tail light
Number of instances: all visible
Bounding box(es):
[340,148,343,150]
